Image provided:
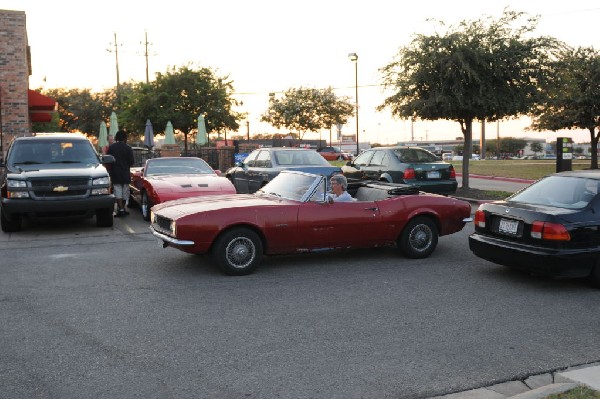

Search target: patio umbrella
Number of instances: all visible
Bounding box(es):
[196,114,208,145]
[108,111,119,141]
[143,119,154,148]
[98,121,108,149]
[164,121,176,145]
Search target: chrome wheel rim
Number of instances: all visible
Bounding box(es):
[225,237,256,269]
[142,195,149,218]
[409,224,433,252]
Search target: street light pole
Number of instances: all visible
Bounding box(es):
[348,52,359,156]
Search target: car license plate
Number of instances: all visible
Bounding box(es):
[499,218,519,235]
[427,171,440,179]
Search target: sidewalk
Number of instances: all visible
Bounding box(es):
[431,363,600,399]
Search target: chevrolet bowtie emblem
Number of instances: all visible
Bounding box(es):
[53,186,68,192]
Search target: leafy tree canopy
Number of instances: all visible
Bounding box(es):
[378,9,560,187]
[39,87,115,134]
[120,64,242,138]
[261,87,354,140]
[530,46,600,168]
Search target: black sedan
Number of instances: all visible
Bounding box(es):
[469,170,600,287]
[342,146,457,194]
[225,147,342,194]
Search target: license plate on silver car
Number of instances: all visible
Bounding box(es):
[499,218,519,234]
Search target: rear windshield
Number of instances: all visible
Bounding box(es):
[274,150,330,166]
[509,175,599,209]
[8,140,98,165]
[393,148,440,163]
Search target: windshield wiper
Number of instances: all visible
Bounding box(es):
[14,161,42,164]
[51,160,82,164]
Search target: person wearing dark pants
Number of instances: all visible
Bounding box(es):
[107,130,134,217]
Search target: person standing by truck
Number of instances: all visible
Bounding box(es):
[107,130,134,217]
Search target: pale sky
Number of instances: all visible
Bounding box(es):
[2,0,599,143]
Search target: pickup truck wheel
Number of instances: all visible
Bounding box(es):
[141,192,152,221]
[96,208,113,227]
[212,228,262,276]
[1,211,21,232]
[398,216,438,258]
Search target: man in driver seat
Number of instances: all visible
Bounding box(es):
[330,174,353,202]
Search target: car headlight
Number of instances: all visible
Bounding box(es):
[7,179,29,198]
[170,220,177,236]
[7,179,27,188]
[92,177,110,185]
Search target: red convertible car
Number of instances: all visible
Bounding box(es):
[150,171,472,275]
[129,157,236,220]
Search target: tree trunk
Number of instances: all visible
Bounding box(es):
[461,119,473,189]
[591,127,599,170]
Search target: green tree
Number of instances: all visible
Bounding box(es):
[120,65,242,151]
[530,46,600,169]
[484,138,527,155]
[530,142,544,157]
[261,87,354,140]
[378,10,558,188]
[40,87,114,135]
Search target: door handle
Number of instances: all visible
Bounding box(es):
[364,207,378,211]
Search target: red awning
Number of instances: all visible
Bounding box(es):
[28,89,57,122]
[28,89,56,110]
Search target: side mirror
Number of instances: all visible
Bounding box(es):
[101,154,115,164]
[346,161,353,167]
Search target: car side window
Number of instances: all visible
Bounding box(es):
[243,150,259,167]
[353,150,373,166]
[255,150,271,168]
[380,152,390,167]
[370,151,385,167]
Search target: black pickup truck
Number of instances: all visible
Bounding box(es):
[0,133,115,232]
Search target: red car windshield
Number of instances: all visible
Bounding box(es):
[145,158,214,175]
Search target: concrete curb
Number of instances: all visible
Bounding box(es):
[432,362,600,399]
[456,173,536,184]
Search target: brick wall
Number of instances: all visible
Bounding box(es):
[0,9,31,157]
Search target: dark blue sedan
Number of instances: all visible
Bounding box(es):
[225,147,342,194]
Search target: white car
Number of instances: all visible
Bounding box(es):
[452,154,480,161]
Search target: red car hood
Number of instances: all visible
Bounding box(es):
[151,193,290,219]
[149,174,235,194]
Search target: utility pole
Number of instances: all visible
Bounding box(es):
[141,31,152,84]
[107,33,121,101]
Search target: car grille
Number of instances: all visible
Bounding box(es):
[29,178,91,200]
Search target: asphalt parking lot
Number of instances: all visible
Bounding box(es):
[1,207,600,398]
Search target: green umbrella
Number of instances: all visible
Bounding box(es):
[196,114,208,145]
[98,121,108,148]
[164,121,176,145]
[108,111,119,141]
